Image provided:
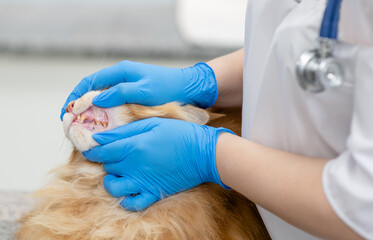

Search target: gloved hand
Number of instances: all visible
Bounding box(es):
[60,61,218,120]
[83,117,232,211]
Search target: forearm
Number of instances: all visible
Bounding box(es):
[207,48,244,107]
[215,133,362,240]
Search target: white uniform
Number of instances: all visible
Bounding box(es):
[242,0,373,239]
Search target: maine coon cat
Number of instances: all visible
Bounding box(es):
[17,91,270,240]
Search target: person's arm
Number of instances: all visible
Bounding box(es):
[215,133,362,240]
[207,48,244,108]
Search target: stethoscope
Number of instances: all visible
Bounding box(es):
[296,0,344,93]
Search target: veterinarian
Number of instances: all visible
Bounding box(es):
[61,0,372,239]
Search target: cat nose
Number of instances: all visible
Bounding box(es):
[66,101,75,113]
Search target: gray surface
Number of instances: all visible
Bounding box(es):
[0,1,234,58]
[0,222,18,240]
[0,192,33,240]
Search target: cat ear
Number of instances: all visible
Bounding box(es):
[179,105,210,125]
[207,112,225,122]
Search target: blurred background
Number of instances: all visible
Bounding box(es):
[0,0,246,192]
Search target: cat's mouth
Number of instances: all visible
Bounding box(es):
[71,106,109,132]
[66,101,109,133]
[62,91,116,151]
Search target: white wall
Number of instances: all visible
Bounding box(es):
[0,55,195,191]
[177,0,247,48]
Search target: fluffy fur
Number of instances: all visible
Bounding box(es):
[17,91,270,240]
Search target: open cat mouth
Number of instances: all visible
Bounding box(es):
[62,90,209,152]
[62,91,124,151]
[67,101,109,133]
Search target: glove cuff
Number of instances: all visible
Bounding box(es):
[183,62,218,109]
[202,127,235,190]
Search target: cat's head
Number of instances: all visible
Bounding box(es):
[62,91,210,152]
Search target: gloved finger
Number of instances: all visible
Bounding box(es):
[103,174,140,198]
[83,137,134,163]
[102,152,145,175]
[120,191,159,211]
[92,117,163,145]
[60,61,139,120]
[60,77,92,120]
[60,67,120,120]
[92,81,146,108]
[103,162,124,176]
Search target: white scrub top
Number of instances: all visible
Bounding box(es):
[242,0,373,239]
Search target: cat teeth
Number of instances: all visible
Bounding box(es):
[94,121,108,127]
[76,115,107,127]
[80,115,86,123]
[101,122,108,127]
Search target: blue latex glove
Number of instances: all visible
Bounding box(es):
[83,117,232,211]
[60,61,217,120]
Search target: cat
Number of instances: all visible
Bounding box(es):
[16,91,270,240]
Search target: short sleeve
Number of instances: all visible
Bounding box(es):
[323,47,373,239]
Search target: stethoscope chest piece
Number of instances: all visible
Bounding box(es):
[295,0,345,93]
[296,44,344,93]
[296,49,324,93]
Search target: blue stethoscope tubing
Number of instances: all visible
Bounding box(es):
[320,0,343,39]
